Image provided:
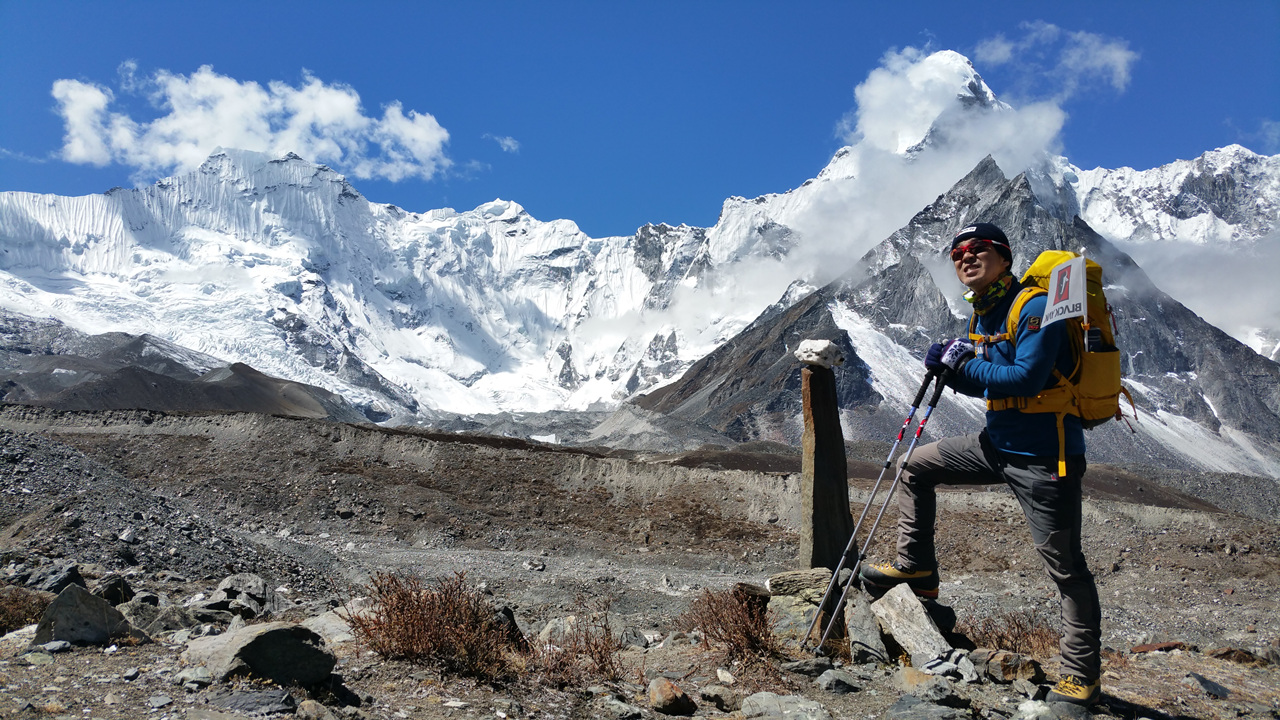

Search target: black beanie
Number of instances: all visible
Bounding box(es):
[952,222,1012,264]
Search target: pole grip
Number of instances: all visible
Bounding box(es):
[912,371,937,408]
[928,368,952,407]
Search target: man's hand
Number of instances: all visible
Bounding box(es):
[924,342,946,373]
[939,338,975,371]
[926,338,975,373]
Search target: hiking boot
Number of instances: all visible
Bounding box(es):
[1046,675,1101,705]
[858,561,939,599]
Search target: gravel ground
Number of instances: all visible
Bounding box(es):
[0,408,1276,719]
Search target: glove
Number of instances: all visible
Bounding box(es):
[939,338,975,371]
[924,342,946,373]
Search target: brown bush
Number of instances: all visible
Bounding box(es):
[0,586,49,635]
[343,573,621,687]
[955,608,1059,658]
[680,586,781,663]
[342,572,513,681]
[526,595,622,687]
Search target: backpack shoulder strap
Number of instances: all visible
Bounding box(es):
[1004,286,1046,347]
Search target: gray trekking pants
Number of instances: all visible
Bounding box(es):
[894,430,1101,682]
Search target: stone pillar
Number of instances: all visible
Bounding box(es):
[799,364,854,572]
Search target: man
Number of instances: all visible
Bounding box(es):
[859,223,1102,706]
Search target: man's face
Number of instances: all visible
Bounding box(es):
[951,239,1011,291]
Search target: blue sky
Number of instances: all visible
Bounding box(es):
[1,1,1277,238]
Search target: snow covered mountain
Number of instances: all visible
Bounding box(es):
[0,49,1276,460]
[637,156,1280,488]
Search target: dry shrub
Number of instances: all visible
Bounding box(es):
[526,596,622,687]
[343,573,620,687]
[680,586,780,663]
[955,608,1059,658]
[0,586,49,635]
[342,572,512,681]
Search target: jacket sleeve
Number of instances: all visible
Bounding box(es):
[958,294,1065,397]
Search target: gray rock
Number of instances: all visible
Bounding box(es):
[537,615,578,647]
[302,610,356,646]
[781,656,833,677]
[699,683,741,711]
[204,573,287,619]
[1012,677,1042,699]
[182,621,335,686]
[816,668,861,694]
[181,711,250,720]
[148,695,174,708]
[90,574,135,606]
[27,560,85,595]
[174,665,213,688]
[143,605,199,635]
[843,588,889,664]
[598,697,644,719]
[16,650,53,666]
[870,584,951,667]
[37,640,71,653]
[768,593,821,646]
[740,691,833,720]
[206,687,297,715]
[32,583,149,646]
[618,626,648,648]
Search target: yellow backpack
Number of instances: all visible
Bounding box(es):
[968,250,1135,476]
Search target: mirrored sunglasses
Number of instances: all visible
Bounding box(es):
[950,239,996,262]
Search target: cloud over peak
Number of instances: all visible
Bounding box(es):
[52,65,451,183]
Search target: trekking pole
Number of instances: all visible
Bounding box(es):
[811,368,952,655]
[798,370,939,653]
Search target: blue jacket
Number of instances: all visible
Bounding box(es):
[949,282,1086,458]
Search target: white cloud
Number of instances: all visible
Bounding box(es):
[51,79,115,165]
[50,65,451,182]
[1257,119,1280,154]
[485,134,521,153]
[975,35,1014,66]
[975,22,1138,102]
[1059,30,1138,94]
[1122,232,1280,347]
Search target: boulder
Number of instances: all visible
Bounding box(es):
[205,686,298,715]
[781,656,833,677]
[767,568,831,600]
[90,575,135,606]
[816,668,861,694]
[767,594,820,646]
[699,684,741,711]
[302,610,355,646]
[201,574,287,620]
[182,621,335,686]
[32,584,148,646]
[870,584,951,666]
[740,691,833,720]
[142,605,199,636]
[894,667,967,707]
[26,561,85,595]
[843,588,889,664]
[648,677,696,716]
